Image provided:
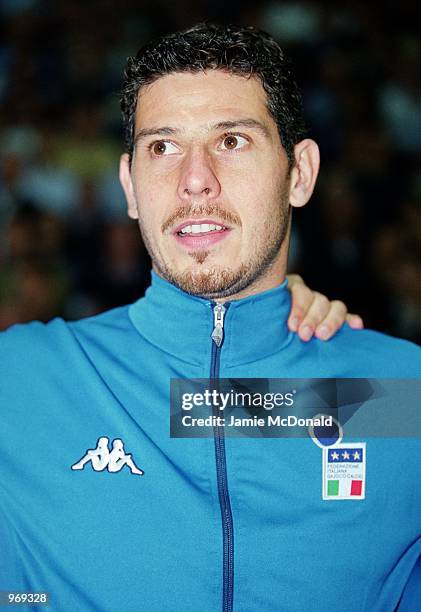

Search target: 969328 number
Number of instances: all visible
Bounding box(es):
[0,592,49,606]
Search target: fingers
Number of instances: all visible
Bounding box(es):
[313,299,348,341]
[287,278,315,333]
[285,274,304,292]
[346,313,364,329]
[287,274,364,341]
[298,303,364,341]
[298,292,332,341]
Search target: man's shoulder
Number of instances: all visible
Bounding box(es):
[67,304,134,338]
[317,324,421,376]
[0,305,133,362]
[336,324,420,354]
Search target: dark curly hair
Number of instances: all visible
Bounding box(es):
[120,22,307,167]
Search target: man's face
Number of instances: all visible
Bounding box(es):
[121,70,294,299]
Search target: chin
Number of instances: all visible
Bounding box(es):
[162,261,252,299]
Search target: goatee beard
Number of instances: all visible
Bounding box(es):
[150,195,291,299]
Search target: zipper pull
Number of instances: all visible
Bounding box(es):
[211,303,226,347]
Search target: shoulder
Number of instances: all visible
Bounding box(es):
[317,325,421,377]
[0,305,132,367]
[0,317,68,361]
[67,304,133,339]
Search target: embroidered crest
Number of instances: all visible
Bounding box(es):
[322,443,365,500]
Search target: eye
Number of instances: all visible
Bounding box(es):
[149,140,179,156]
[220,134,249,151]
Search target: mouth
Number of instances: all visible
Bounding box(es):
[173,219,232,250]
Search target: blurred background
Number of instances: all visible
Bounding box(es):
[0,0,420,342]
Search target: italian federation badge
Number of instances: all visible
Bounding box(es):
[322,442,366,500]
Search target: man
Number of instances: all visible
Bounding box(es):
[1,22,420,612]
[71,436,110,472]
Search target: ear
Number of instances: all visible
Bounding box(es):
[288,139,320,209]
[119,153,139,220]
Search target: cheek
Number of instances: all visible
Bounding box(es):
[222,153,280,190]
[232,172,278,214]
[240,176,286,234]
[133,175,169,227]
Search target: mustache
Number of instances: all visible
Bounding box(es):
[162,203,241,233]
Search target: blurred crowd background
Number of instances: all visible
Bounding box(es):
[0,0,420,342]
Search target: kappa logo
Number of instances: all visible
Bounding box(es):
[71,437,144,475]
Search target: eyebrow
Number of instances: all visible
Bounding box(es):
[213,119,271,139]
[134,126,177,146]
[133,118,271,146]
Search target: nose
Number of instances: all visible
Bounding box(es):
[177,149,221,201]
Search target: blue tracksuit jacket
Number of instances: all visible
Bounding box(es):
[1,272,420,611]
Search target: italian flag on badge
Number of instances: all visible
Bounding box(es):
[322,442,366,500]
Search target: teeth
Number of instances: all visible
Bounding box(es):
[179,223,225,235]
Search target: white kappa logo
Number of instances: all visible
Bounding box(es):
[71,437,144,475]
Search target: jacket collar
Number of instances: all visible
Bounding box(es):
[129,271,293,366]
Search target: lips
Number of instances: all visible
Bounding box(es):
[173,219,228,234]
[172,218,231,251]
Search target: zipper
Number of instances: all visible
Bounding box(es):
[210,302,234,612]
[211,303,226,349]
